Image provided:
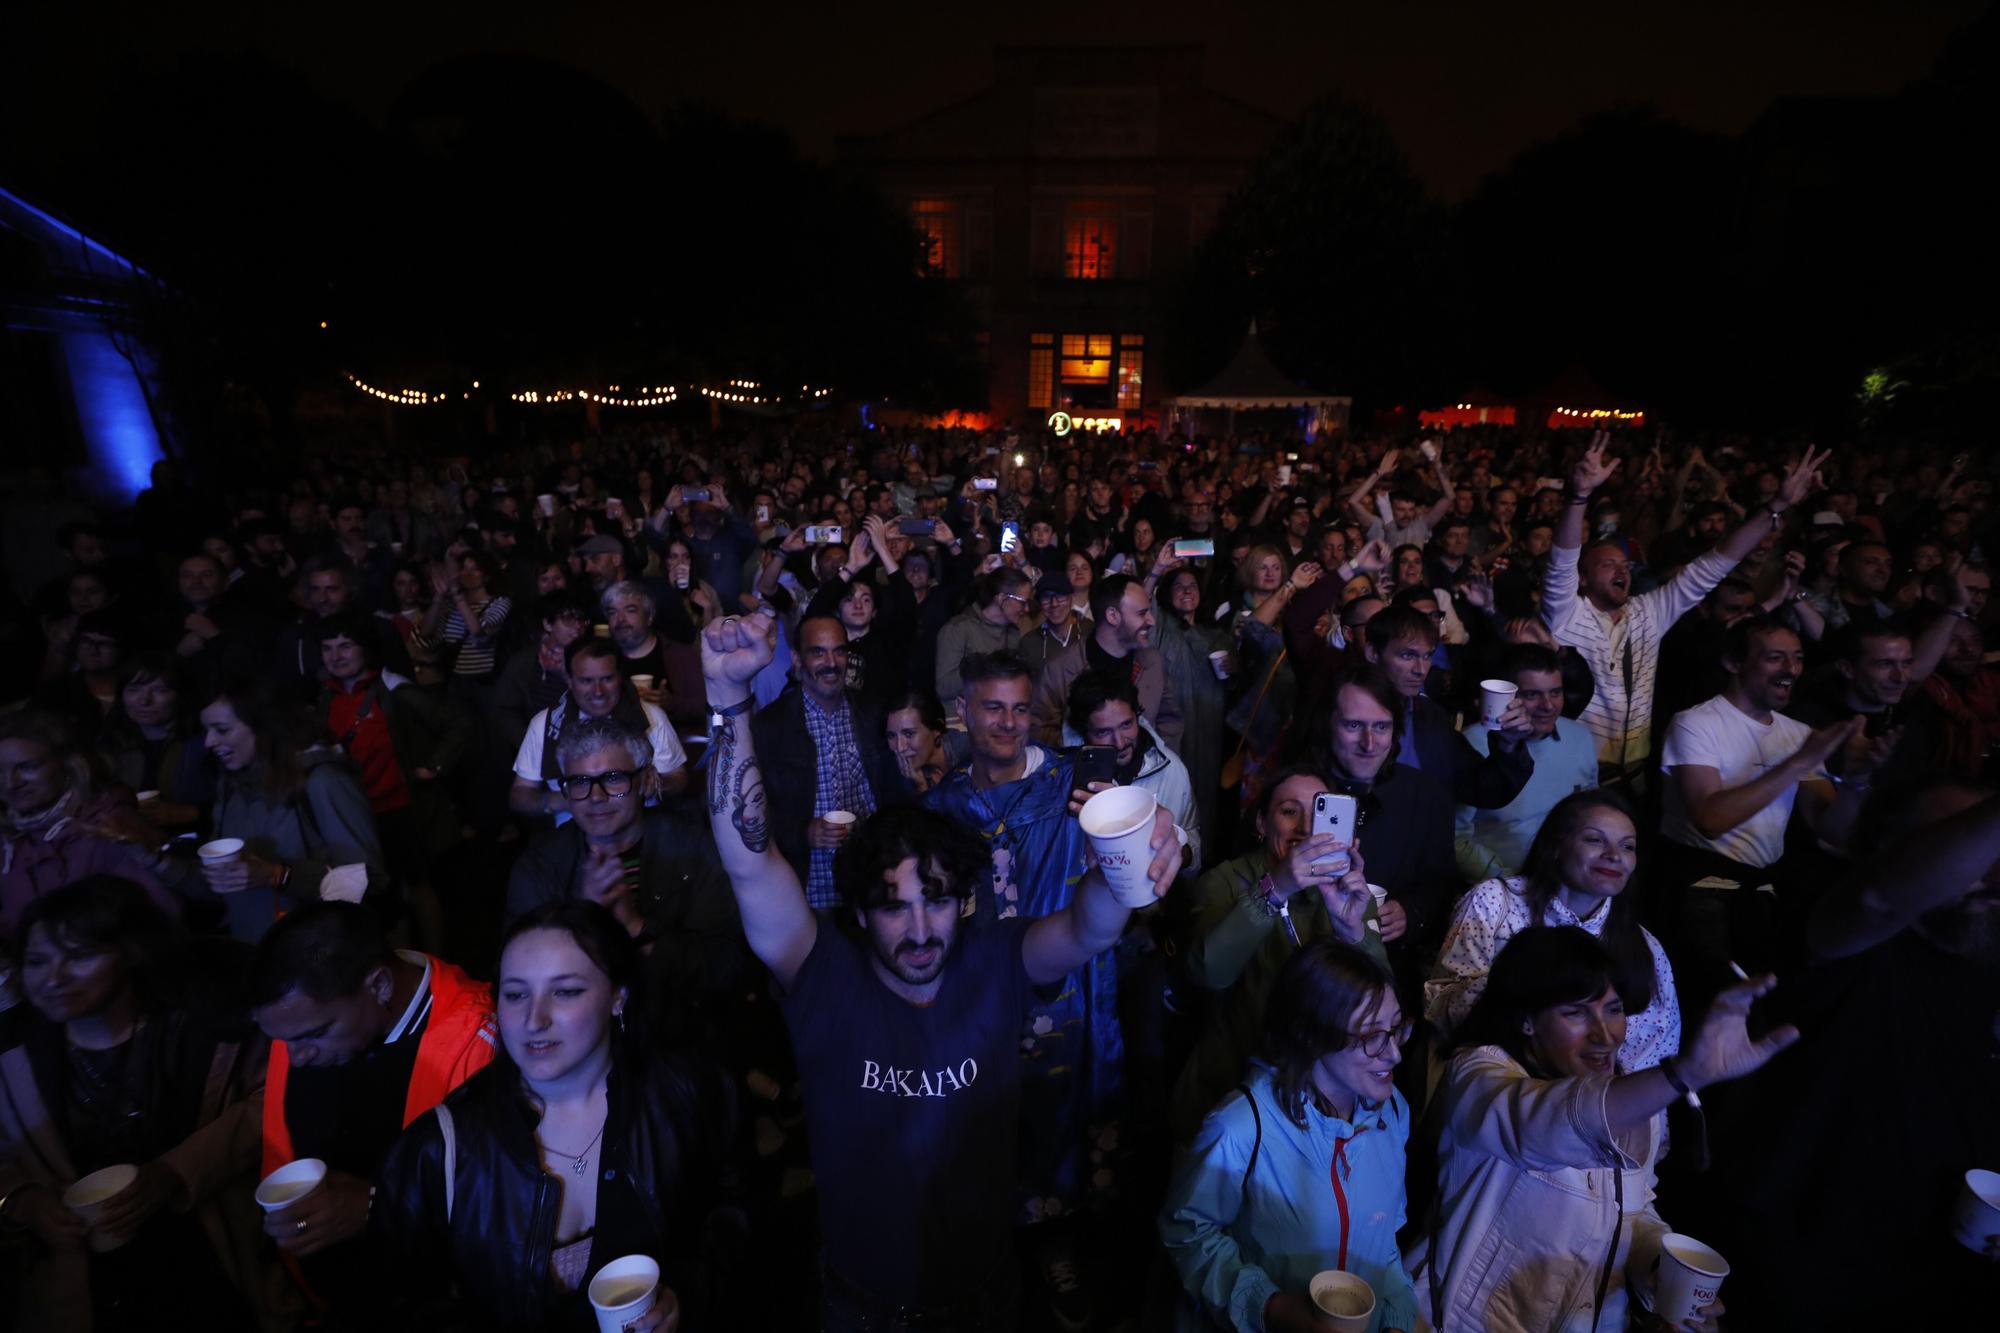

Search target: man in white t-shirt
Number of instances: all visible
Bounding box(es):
[1658,616,1892,1000]
[509,637,688,821]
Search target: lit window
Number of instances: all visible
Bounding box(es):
[1029,334,1055,409]
[1060,333,1113,383]
[1116,337,1144,410]
[1064,206,1117,280]
[911,200,961,278]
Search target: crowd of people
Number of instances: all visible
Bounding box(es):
[1,421,1996,1331]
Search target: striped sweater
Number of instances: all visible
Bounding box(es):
[1542,543,1735,768]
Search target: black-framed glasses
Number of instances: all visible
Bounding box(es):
[558,769,641,802]
[1353,1017,1415,1059]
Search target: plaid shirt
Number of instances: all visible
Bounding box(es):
[802,691,876,908]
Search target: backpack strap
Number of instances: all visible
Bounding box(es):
[1237,1082,1262,1217]
[434,1102,457,1225]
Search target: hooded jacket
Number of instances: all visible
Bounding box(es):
[1161,1064,1418,1333]
[1058,715,1202,868]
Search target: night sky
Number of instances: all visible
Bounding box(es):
[5,0,1986,198]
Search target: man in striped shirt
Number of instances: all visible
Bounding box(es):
[1544,436,1828,787]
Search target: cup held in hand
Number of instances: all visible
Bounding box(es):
[1953,1168,2000,1253]
[588,1254,661,1333]
[255,1158,328,1212]
[1654,1233,1729,1324]
[629,674,654,691]
[63,1163,139,1252]
[197,837,244,864]
[1307,1269,1375,1332]
[1478,678,1518,728]
[1079,785,1160,908]
[1208,649,1230,680]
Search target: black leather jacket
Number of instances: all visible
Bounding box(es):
[371,1048,740,1332]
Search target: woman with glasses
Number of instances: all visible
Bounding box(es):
[1161,939,1419,1333]
[1416,927,1794,1332]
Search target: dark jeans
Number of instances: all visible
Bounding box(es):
[1649,840,1783,1022]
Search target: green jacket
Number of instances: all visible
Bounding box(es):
[1168,849,1389,1141]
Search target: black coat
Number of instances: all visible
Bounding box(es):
[506,810,748,1036]
[1325,761,1460,962]
[372,1054,741,1333]
[1402,693,1536,810]
[749,685,910,887]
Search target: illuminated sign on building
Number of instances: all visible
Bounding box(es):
[1048,412,1123,436]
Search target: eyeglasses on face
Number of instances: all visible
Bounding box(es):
[558,768,641,802]
[1352,1016,1415,1059]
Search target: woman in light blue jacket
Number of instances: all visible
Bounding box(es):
[1161,940,1418,1333]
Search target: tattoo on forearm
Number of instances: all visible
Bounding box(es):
[708,721,736,817]
[733,763,770,854]
[707,719,771,853]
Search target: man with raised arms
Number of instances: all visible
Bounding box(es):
[698,608,1180,1331]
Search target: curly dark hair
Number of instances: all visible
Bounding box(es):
[833,805,991,915]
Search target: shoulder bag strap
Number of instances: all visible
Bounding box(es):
[434,1102,457,1225]
[1237,1082,1262,1216]
[1222,649,1288,777]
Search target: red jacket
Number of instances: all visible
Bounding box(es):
[261,954,496,1179]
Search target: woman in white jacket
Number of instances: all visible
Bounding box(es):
[1415,926,1796,1332]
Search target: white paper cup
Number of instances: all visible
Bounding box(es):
[197,837,245,864]
[588,1254,661,1333]
[134,790,161,805]
[1080,785,1160,908]
[822,810,857,828]
[1366,883,1389,932]
[538,493,557,516]
[1654,1233,1729,1325]
[1953,1168,2000,1253]
[1208,650,1230,680]
[1308,1269,1375,1332]
[63,1163,139,1251]
[1479,679,1519,728]
[629,674,655,691]
[255,1158,328,1212]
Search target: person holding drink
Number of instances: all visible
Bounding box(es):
[373,902,731,1331]
[1161,939,1418,1333]
[1416,926,1795,1330]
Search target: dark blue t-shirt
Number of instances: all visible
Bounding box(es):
[781,913,1033,1307]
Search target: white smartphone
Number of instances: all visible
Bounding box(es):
[1311,793,1357,872]
[803,525,844,545]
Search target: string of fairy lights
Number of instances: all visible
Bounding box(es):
[344,372,831,409]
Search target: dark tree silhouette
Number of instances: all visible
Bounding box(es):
[1167,94,1449,408]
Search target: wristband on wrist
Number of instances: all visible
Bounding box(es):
[1659,1055,1701,1109]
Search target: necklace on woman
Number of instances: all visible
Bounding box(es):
[541,1119,607,1178]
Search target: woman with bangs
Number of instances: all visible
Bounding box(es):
[95,652,215,832]
[1417,926,1795,1331]
[1162,940,1418,1333]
